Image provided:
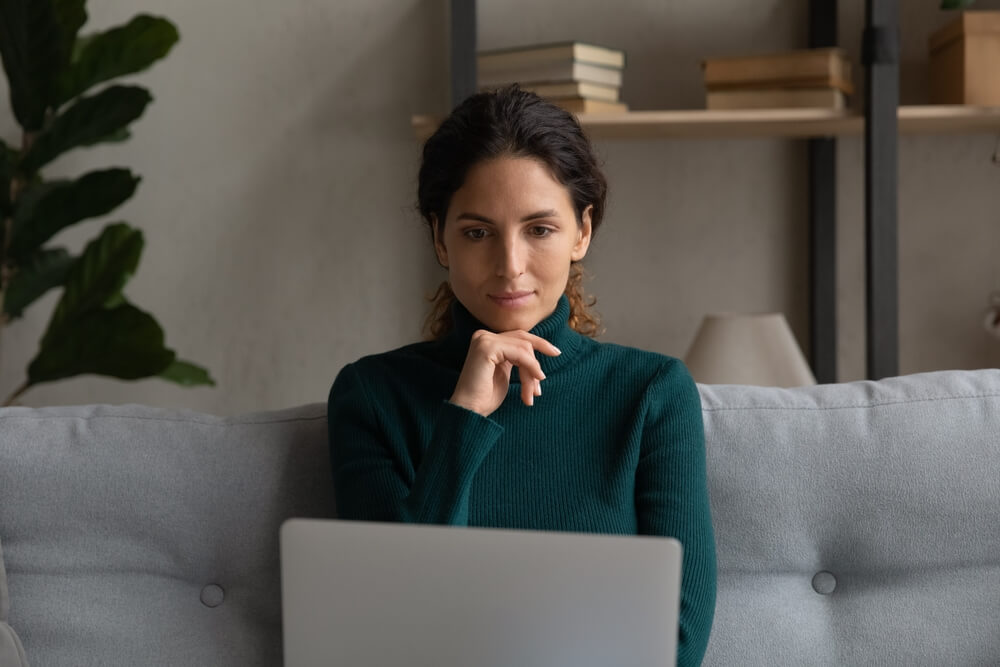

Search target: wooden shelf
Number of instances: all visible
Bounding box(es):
[896,105,1000,134]
[413,105,1000,141]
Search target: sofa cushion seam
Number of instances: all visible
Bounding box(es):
[0,413,327,426]
[702,391,1000,412]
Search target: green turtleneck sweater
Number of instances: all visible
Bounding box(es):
[327,295,716,666]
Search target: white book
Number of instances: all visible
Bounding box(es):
[478,61,623,88]
[477,41,626,72]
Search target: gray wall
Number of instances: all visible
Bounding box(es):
[0,0,997,415]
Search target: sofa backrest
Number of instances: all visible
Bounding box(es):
[2,369,999,666]
[0,402,333,667]
[699,369,1000,666]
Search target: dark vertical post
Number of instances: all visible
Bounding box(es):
[863,0,899,379]
[808,0,838,384]
[449,0,477,108]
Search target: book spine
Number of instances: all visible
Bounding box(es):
[478,62,623,88]
[703,51,848,87]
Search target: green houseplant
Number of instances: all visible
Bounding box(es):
[0,0,214,406]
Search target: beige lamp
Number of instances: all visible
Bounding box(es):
[684,313,817,387]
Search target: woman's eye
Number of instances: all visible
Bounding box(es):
[530,226,553,238]
[464,228,487,240]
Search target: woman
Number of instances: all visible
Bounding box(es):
[328,85,716,665]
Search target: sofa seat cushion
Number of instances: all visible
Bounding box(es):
[698,369,1000,666]
[0,402,333,667]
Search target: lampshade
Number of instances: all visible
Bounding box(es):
[684,313,817,387]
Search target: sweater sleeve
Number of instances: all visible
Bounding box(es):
[635,358,717,667]
[328,362,503,525]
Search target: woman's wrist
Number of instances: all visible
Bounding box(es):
[448,393,488,417]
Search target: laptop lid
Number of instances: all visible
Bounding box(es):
[280,518,681,667]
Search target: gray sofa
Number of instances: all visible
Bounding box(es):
[1,368,998,666]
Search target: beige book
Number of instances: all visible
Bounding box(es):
[553,98,629,114]
[517,81,620,102]
[478,61,623,88]
[702,48,854,95]
[706,87,847,110]
[477,41,625,72]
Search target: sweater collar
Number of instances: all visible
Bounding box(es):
[441,294,583,380]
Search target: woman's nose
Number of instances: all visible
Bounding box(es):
[495,236,525,278]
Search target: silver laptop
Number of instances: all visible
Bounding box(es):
[280,518,682,667]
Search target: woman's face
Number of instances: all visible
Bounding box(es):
[433,156,592,333]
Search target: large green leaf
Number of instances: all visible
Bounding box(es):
[43,221,143,342]
[19,85,152,173]
[100,128,131,143]
[7,168,140,259]
[55,15,179,106]
[51,0,87,72]
[0,0,62,130]
[159,359,216,387]
[27,301,176,385]
[2,246,74,319]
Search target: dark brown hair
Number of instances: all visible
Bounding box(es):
[417,84,608,339]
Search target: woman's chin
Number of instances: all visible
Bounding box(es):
[463,293,553,333]
[478,309,542,334]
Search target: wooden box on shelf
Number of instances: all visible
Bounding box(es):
[929,11,1000,105]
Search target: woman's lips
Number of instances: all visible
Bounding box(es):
[488,291,534,308]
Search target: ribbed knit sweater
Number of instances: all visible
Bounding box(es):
[327,295,716,666]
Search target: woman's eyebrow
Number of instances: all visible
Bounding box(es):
[455,209,559,224]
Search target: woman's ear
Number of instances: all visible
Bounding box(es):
[571,205,593,262]
[431,215,449,268]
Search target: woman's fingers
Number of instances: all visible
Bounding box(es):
[455,329,557,413]
[505,330,562,358]
[494,332,556,407]
[519,379,544,407]
[495,340,546,384]
[483,336,544,408]
[499,331,554,379]
[497,342,540,407]
[521,378,534,407]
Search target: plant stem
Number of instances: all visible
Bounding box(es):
[0,214,11,293]
[0,130,30,325]
[0,133,35,396]
[2,128,34,257]
[0,291,5,377]
[1,153,21,295]
[2,380,29,407]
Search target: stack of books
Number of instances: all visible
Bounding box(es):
[701,47,853,111]
[477,41,627,114]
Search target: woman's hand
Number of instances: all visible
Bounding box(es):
[450,329,561,417]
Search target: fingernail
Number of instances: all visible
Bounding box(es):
[553,346,562,355]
